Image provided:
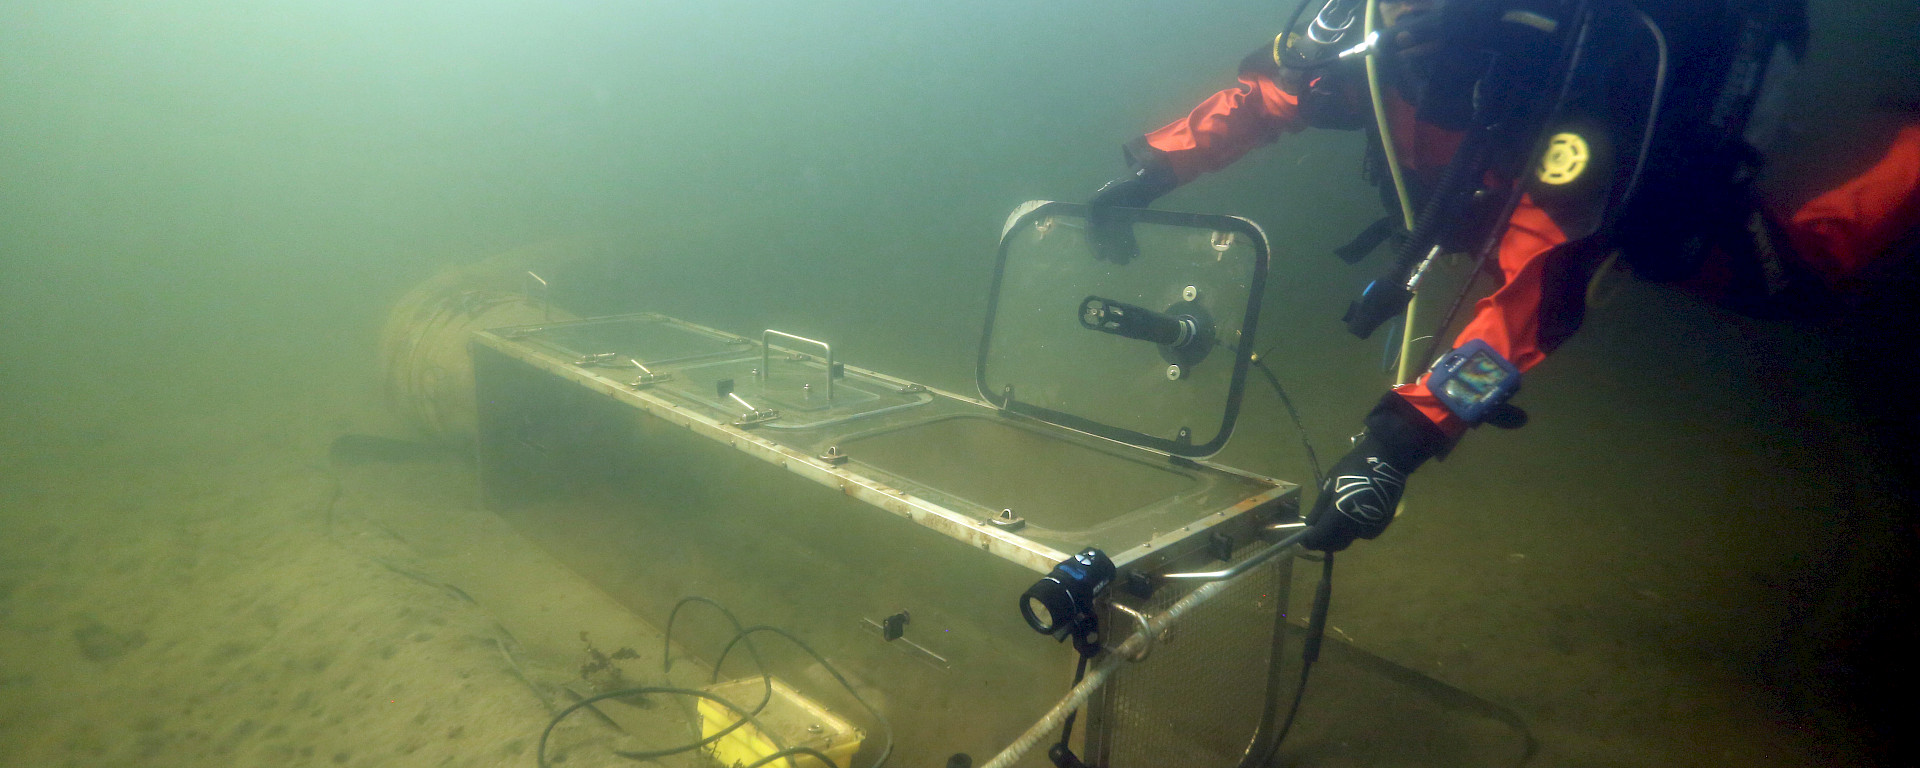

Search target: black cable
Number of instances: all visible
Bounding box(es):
[1273,552,1336,748]
[1051,653,1092,766]
[1251,355,1325,487]
[1157,346,1336,756]
[538,686,794,768]
[539,598,857,768]
[714,625,895,768]
[649,597,777,757]
[664,596,760,677]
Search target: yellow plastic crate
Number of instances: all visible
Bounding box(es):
[699,677,864,768]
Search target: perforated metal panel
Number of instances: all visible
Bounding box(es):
[1088,557,1293,768]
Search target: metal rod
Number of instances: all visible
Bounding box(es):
[760,329,835,401]
[1160,525,1310,581]
[631,359,653,376]
[526,271,550,321]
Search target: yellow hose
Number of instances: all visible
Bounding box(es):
[1364,0,1415,231]
[1368,0,1420,529]
[1363,0,1426,387]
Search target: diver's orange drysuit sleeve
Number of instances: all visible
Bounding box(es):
[1137,68,1307,182]
[1785,124,1920,282]
[1389,125,1920,434]
[1394,201,1571,435]
[1137,62,1572,437]
[1141,64,1918,443]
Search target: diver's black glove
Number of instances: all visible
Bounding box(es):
[1086,159,1177,264]
[1303,393,1453,552]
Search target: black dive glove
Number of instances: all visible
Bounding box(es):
[1086,158,1177,264]
[1303,393,1453,552]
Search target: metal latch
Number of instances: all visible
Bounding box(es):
[1208,531,1233,563]
[627,360,673,388]
[716,379,780,428]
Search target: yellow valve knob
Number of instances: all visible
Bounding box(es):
[1537,132,1590,185]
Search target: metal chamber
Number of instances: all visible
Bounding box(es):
[470,205,1309,767]
[472,313,1302,766]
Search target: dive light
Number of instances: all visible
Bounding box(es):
[1020,548,1115,655]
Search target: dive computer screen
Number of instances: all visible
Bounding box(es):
[1428,339,1520,422]
[1443,351,1505,404]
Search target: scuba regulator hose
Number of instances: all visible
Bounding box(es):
[1361,0,1426,384]
[1345,105,1501,342]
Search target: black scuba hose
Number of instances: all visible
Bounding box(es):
[1345,123,1500,339]
[1414,178,1527,374]
[1412,3,1598,372]
[1391,125,1497,279]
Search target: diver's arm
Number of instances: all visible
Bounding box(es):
[1783,123,1920,283]
[1306,197,1592,551]
[1392,199,1576,435]
[1083,51,1316,263]
[1128,49,1311,186]
[1309,123,1920,550]
[1672,123,1920,317]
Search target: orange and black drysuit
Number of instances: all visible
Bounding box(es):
[1129,48,1920,436]
[1105,39,1920,550]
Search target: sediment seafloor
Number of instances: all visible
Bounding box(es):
[0,382,716,768]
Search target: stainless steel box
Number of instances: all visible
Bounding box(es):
[473,204,1305,767]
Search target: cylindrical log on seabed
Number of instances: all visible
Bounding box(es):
[377,241,585,448]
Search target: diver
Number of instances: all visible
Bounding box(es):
[1083,0,1920,553]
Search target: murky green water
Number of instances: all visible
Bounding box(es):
[3,1,1916,766]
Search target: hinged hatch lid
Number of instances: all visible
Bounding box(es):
[979,202,1270,458]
